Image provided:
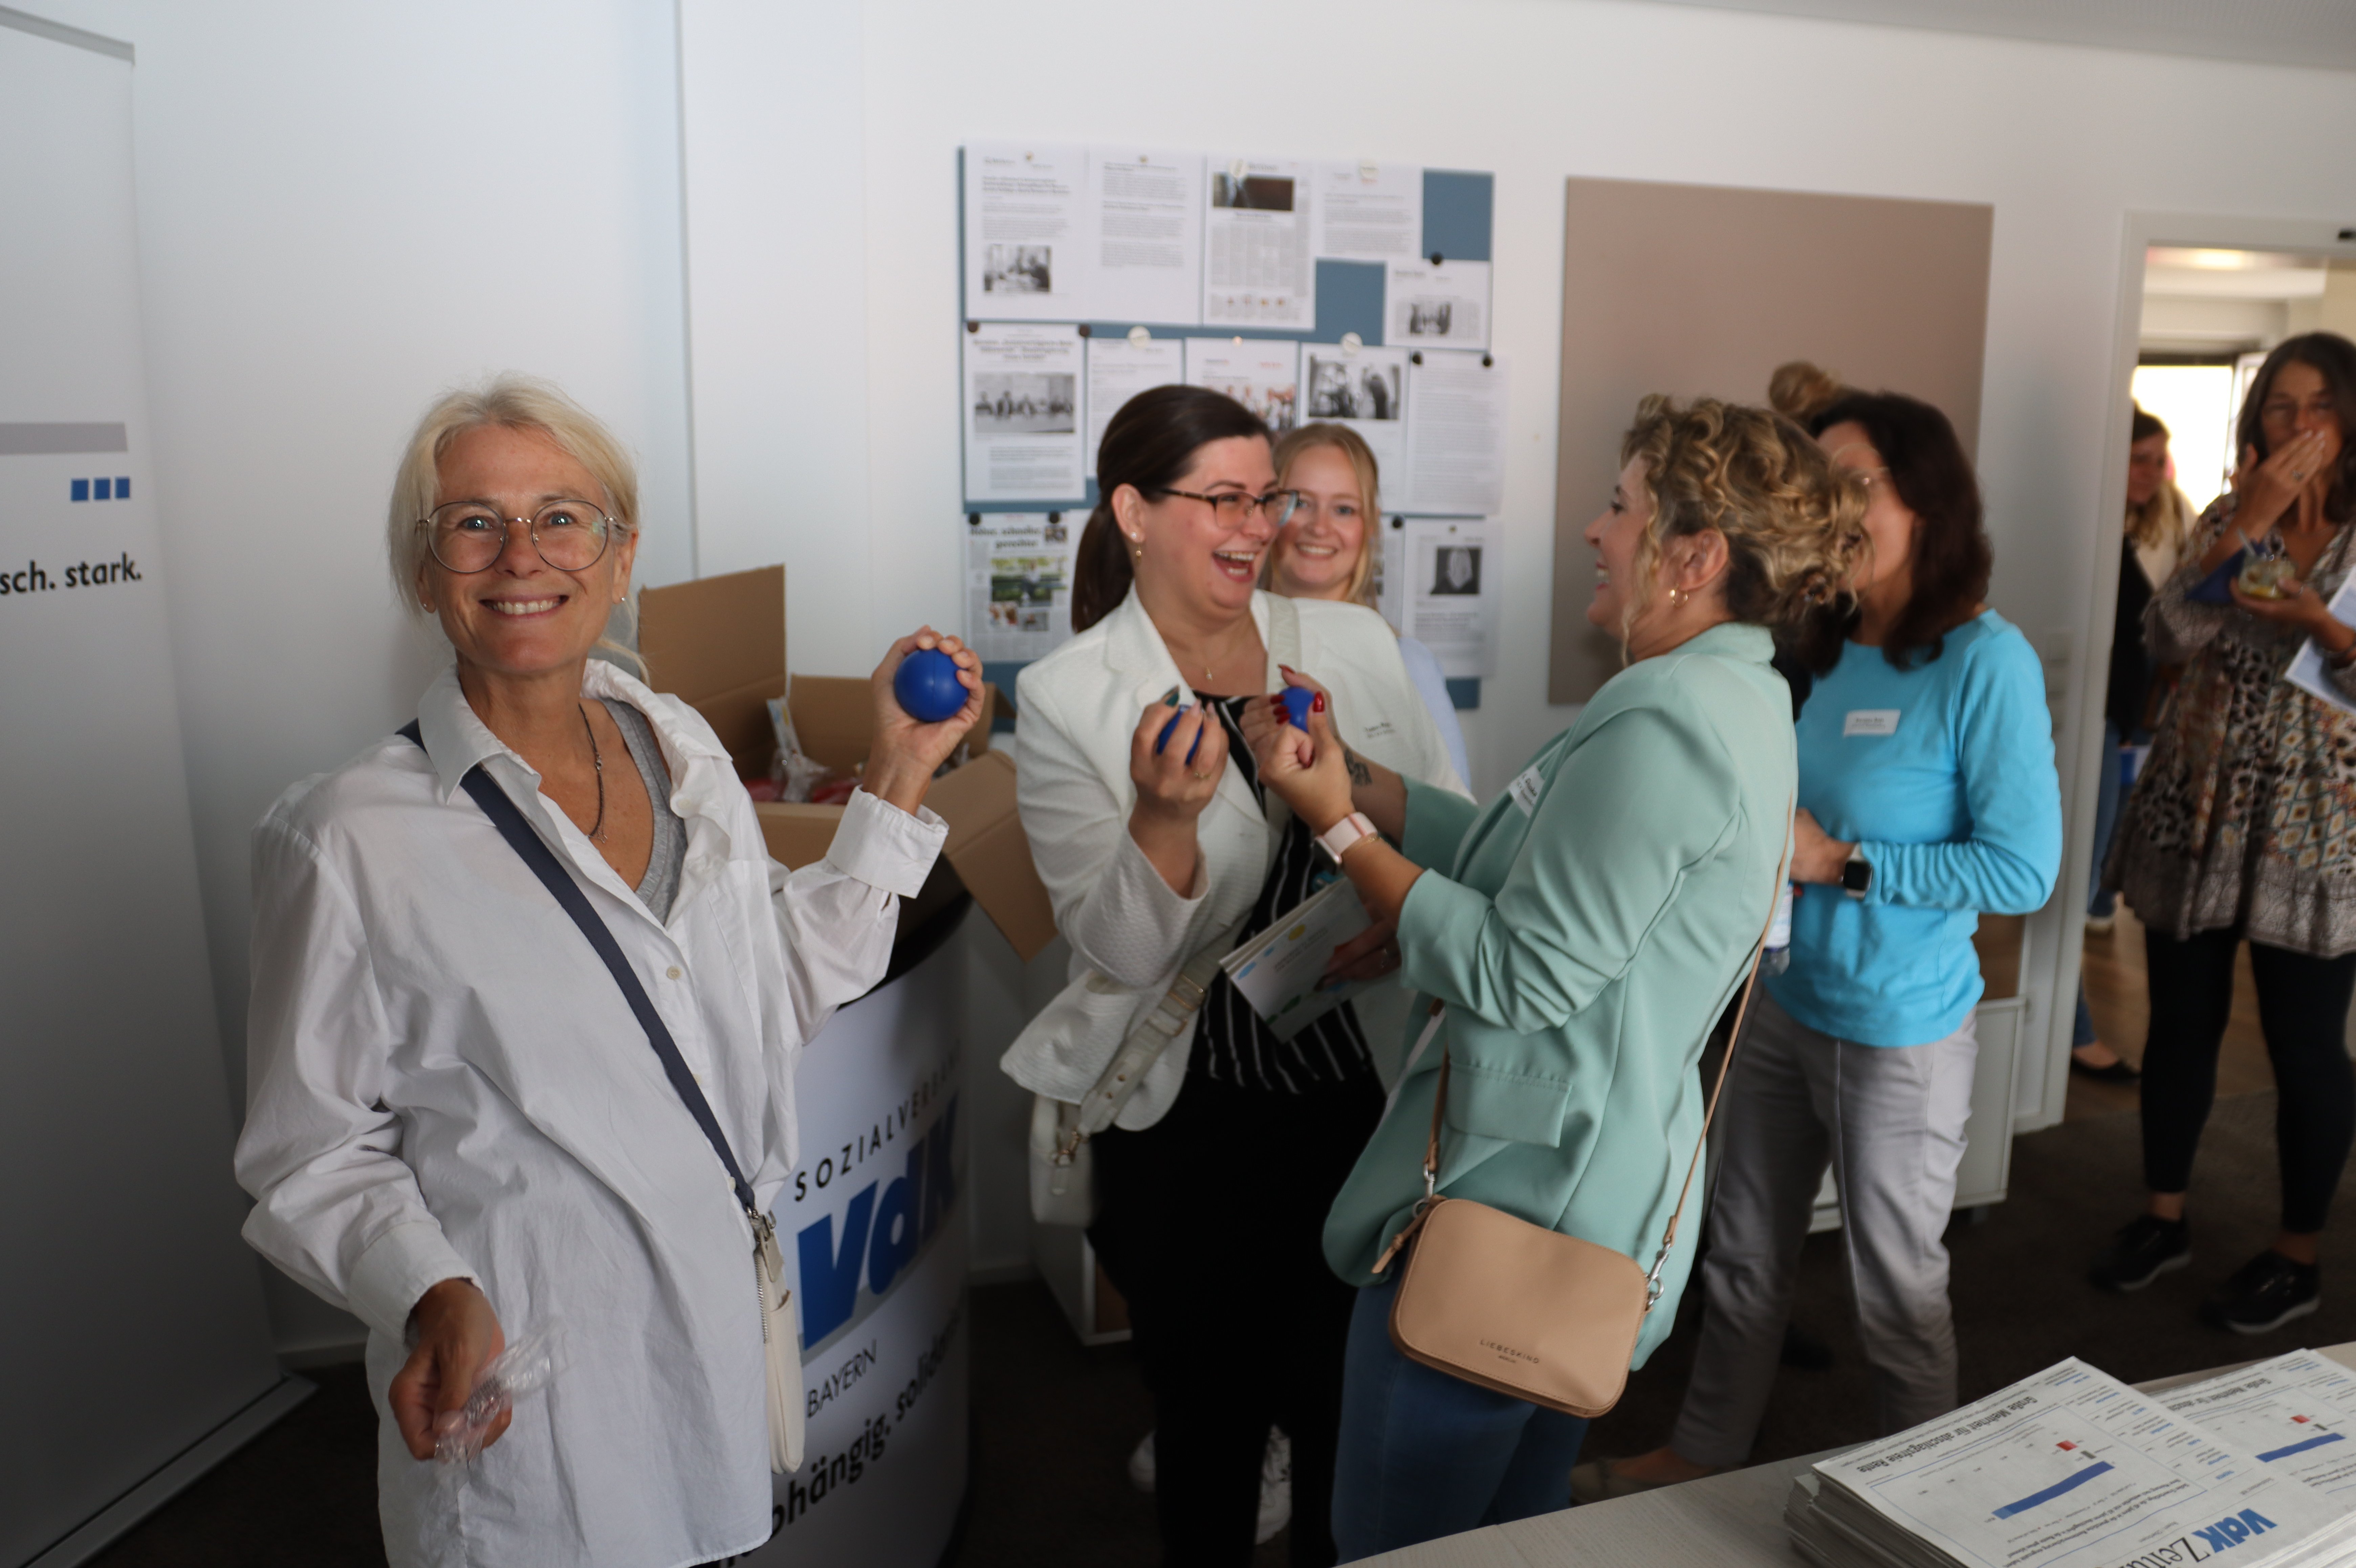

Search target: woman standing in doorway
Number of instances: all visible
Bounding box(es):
[2072,406,2197,1081]
[2091,333,2356,1332]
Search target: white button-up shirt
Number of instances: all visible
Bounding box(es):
[235,663,944,1568]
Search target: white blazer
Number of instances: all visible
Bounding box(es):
[1001,588,1468,1128]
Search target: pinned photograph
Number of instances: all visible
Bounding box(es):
[1430,545,1482,596]
[972,372,1077,434]
[1042,516,1068,543]
[982,242,1053,295]
[991,553,1068,615]
[1305,353,1402,421]
[1211,173,1295,211]
[1403,301,1453,337]
[1200,378,1296,434]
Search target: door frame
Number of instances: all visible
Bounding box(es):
[2037,211,2356,1128]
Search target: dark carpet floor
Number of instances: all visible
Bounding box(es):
[84,1095,2352,1567]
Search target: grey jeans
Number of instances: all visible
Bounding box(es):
[1670,991,1978,1468]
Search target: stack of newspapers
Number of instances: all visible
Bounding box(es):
[1786,1352,2356,1568]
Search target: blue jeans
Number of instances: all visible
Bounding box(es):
[1330,1277,1591,1562]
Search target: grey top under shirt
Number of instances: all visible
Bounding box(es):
[600,698,686,923]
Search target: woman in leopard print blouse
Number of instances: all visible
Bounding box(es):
[2095,332,2356,1335]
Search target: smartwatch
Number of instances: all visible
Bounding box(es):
[1316,812,1382,866]
[1840,845,1873,900]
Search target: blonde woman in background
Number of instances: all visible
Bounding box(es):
[1264,423,1472,787]
[2072,406,2197,1080]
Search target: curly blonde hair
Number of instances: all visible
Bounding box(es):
[1615,395,1866,650]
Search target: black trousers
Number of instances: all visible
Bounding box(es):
[2141,926,2356,1234]
[1090,1072,1382,1568]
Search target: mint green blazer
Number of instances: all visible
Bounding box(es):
[1324,622,1795,1368]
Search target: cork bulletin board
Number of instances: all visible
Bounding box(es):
[1549,177,1992,703]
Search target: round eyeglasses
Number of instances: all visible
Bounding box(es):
[422,499,614,574]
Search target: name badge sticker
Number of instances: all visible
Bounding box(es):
[1843,709,1901,738]
[1507,764,1546,818]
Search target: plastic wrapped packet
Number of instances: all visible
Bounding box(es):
[766,695,834,804]
[434,1322,567,1467]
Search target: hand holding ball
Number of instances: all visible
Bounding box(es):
[893,647,968,724]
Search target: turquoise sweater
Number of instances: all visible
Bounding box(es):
[1766,611,2061,1046]
[1322,623,1794,1367]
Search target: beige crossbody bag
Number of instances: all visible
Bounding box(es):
[1374,814,1791,1419]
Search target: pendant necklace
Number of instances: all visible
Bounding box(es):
[578,702,607,841]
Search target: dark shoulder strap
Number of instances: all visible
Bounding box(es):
[398,722,760,1222]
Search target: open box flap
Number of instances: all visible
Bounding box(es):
[922,748,1056,961]
[639,566,786,777]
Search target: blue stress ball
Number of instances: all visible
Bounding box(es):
[1279,686,1315,732]
[893,647,967,724]
[1155,704,1205,765]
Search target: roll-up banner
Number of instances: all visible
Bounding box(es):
[740,926,969,1565]
[0,12,287,1565]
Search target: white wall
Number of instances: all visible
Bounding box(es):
[828,0,2356,1154]
[38,0,2356,1332]
[34,0,695,1353]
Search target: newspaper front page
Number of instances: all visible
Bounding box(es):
[1790,1359,2356,1568]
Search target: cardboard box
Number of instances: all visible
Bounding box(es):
[638,565,1057,960]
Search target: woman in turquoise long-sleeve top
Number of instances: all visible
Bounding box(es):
[1242,397,1865,1560]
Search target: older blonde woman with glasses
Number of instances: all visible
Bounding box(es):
[1263,422,1471,787]
[235,375,980,1567]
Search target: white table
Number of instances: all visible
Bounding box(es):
[1362,1342,2356,1567]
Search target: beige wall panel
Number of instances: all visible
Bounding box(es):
[1550,178,1993,704]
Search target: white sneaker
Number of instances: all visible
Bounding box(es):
[1124,1427,1291,1546]
[1257,1428,1292,1545]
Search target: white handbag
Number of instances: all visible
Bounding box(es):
[1028,929,1242,1226]
[1027,597,1303,1228]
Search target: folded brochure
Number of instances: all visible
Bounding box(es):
[1219,877,1376,1042]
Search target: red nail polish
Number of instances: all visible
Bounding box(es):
[1311,693,1327,713]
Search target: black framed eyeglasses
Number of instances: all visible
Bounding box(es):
[421,499,615,574]
[1153,487,1303,528]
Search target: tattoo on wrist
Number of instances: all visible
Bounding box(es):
[1343,747,1373,787]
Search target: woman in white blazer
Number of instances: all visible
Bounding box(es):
[1003,385,1463,1567]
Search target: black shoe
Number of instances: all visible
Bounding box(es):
[2070,1053,2140,1084]
[2089,1215,2190,1291]
[2201,1251,2321,1335]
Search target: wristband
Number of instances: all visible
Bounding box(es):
[1315,812,1381,867]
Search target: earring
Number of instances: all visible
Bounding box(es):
[1668,587,1688,608]
[1128,534,1145,562]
